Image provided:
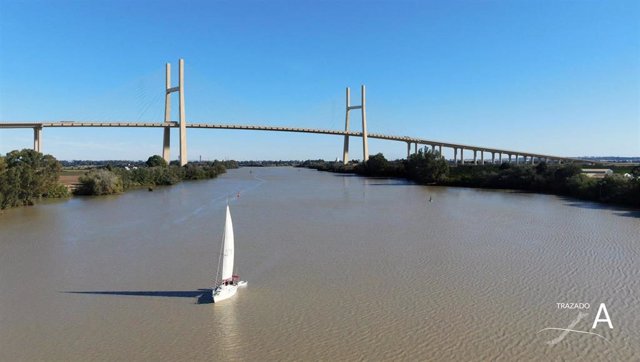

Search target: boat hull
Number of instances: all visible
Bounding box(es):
[213,284,238,303]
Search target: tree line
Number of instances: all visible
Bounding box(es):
[0,150,238,208]
[75,155,237,195]
[300,150,640,208]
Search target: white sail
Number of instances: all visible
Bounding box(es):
[221,205,235,281]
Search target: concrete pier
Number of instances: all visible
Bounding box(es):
[33,127,42,152]
[460,148,464,164]
[453,148,458,164]
[480,150,484,165]
[407,142,411,159]
[473,150,477,165]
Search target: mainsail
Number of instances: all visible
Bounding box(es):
[220,205,235,281]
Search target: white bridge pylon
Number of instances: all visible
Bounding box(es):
[163,59,187,166]
[342,85,369,164]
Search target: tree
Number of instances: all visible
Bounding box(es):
[146,155,168,168]
[535,161,548,174]
[406,150,449,183]
[554,164,582,182]
[0,149,63,207]
[365,153,389,175]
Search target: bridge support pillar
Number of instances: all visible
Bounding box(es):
[453,147,458,164]
[460,148,464,165]
[163,62,171,163]
[499,153,502,163]
[508,154,512,163]
[343,85,368,163]
[491,152,495,164]
[473,150,477,165]
[178,59,187,166]
[342,87,351,164]
[163,59,187,166]
[515,154,519,164]
[481,150,484,165]
[414,143,418,155]
[361,85,369,162]
[431,144,435,154]
[530,156,534,164]
[407,142,411,159]
[33,127,42,153]
[439,145,443,158]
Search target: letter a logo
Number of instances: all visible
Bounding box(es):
[592,303,613,329]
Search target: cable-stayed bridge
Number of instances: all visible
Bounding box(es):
[0,59,592,165]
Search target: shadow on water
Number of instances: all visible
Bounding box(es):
[366,182,416,186]
[331,174,361,177]
[558,196,640,218]
[63,289,214,304]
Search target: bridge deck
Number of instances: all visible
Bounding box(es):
[0,121,582,162]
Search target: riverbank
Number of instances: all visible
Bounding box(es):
[300,153,640,208]
[0,149,238,209]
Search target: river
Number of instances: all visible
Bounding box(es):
[1,167,638,360]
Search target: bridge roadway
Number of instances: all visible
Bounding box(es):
[0,121,587,164]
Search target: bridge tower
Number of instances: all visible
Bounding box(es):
[163,59,187,166]
[342,85,369,164]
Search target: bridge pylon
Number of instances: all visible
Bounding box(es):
[342,85,368,164]
[163,59,187,166]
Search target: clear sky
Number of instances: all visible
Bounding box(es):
[0,0,638,161]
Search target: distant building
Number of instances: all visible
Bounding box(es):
[581,169,613,178]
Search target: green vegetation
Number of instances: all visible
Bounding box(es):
[0,149,70,209]
[146,155,168,168]
[301,152,640,208]
[77,169,124,195]
[76,155,235,195]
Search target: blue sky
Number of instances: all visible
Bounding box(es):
[1,0,638,161]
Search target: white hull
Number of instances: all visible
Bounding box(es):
[213,284,238,303]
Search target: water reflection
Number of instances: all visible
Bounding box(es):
[213,296,242,360]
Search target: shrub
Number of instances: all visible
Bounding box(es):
[77,169,124,195]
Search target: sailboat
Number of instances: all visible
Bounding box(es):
[213,205,247,303]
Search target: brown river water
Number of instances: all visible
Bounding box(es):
[1,167,638,361]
